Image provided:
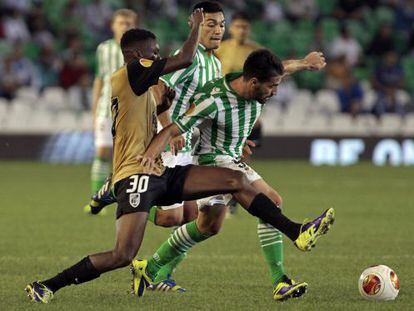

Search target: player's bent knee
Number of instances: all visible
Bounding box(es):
[271,192,283,207]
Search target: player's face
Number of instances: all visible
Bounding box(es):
[229,19,250,42]
[137,39,161,61]
[199,12,225,50]
[112,15,136,41]
[251,76,282,104]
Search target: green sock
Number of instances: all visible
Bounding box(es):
[148,206,157,224]
[257,219,285,286]
[154,253,186,282]
[146,220,210,280]
[91,157,110,194]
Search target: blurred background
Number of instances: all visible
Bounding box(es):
[1,2,414,309]
[0,0,413,166]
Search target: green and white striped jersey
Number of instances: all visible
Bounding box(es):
[175,72,263,165]
[160,44,221,152]
[95,39,124,119]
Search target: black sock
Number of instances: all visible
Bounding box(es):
[247,193,301,241]
[41,256,100,293]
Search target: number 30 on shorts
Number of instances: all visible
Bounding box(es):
[126,175,149,193]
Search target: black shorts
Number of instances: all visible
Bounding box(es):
[114,165,193,219]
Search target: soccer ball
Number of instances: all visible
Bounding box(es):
[358,265,400,301]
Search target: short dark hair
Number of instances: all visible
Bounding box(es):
[243,49,284,82]
[192,1,223,14]
[120,28,156,51]
[231,11,250,23]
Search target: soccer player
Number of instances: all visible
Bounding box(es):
[132,49,334,301]
[216,11,263,171]
[84,1,225,290]
[86,1,224,222]
[147,0,225,287]
[25,20,334,303]
[88,9,137,208]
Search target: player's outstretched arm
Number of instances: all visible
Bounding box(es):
[282,51,326,77]
[161,8,204,75]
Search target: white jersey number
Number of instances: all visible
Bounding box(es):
[126,175,149,193]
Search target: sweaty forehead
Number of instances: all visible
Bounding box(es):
[204,12,225,23]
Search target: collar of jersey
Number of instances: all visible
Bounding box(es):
[198,44,217,57]
[223,72,245,101]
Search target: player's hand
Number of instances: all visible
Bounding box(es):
[304,52,326,71]
[241,140,256,161]
[136,155,162,175]
[169,136,185,156]
[189,8,204,28]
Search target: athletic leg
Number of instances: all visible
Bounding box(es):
[89,212,148,272]
[181,166,302,241]
[152,201,197,283]
[252,178,286,286]
[153,205,184,227]
[27,212,148,302]
[91,147,112,193]
[183,200,198,223]
[134,165,334,296]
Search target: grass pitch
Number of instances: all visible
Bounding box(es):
[0,161,413,310]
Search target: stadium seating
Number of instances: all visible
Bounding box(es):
[315,89,339,116]
[41,87,68,111]
[1,1,413,137]
[2,85,413,135]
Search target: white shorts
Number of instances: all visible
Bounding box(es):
[194,155,262,209]
[94,117,113,148]
[158,151,193,210]
[161,151,193,168]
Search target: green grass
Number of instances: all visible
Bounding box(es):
[1,161,413,310]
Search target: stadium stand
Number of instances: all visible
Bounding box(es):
[0,0,413,135]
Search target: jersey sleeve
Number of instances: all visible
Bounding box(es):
[127,58,168,96]
[174,94,217,133]
[160,52,198,88]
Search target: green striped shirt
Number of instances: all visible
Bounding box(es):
[160,44,222,152]
[95,39,124,119]
[175,72,263,164]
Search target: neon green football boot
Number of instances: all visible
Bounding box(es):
[294,208,335,251]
